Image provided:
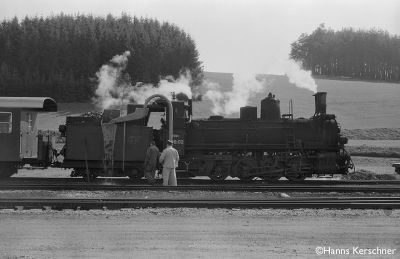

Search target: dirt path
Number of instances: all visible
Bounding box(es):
[0,209,399,258]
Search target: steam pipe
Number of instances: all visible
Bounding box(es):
[144,94,173,142]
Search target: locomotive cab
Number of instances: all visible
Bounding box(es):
[127,96,191,153]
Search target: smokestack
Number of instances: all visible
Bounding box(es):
[314,92,327,115]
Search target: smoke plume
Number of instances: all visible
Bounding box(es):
[94,51,131,109]
[128,74,192,104]
[93,51,193,109]
[284,60,317,93]
[205,73,269,115]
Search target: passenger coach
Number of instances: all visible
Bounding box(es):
[0,97,57,177]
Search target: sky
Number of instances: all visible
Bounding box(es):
[1,0,399,74]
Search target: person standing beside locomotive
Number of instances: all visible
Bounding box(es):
[144,141,160,184]
[159,140,179,186]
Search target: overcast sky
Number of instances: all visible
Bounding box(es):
[1,0,399,74]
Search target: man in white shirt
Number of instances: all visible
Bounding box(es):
[159,140,179,186]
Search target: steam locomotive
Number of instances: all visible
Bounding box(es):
[0,92,353,182]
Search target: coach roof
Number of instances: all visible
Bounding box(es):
[0,97,57,111]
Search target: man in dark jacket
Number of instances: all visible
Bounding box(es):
[144,141,160,184]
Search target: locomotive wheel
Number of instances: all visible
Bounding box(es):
[235,159,257,182]
[127,167,144,181]
[285,173,306,182]
[209,165,228,181]
[259,174,281,182]
[238,176,255,182]
[259,160,283,182]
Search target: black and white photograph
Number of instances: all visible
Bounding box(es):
[0,0,399,258]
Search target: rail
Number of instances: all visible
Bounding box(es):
[1,182,400,193]
[1,197,399,210]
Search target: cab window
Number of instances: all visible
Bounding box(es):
[0,112,12,133]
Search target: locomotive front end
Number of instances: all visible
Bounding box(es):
[312,92,353,174]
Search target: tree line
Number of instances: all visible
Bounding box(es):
[290,24,400,82]
[0,14,203,101]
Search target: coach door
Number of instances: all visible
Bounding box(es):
[20,111,38,159]
[0,110,21,161]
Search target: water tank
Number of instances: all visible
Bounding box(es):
[240,106,257,120]
[260,93,281,120]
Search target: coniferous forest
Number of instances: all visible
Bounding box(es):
[290,24,400,82]
[0,14,203,101]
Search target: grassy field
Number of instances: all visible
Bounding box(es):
[346,145,400,158]
[342,128,400,140]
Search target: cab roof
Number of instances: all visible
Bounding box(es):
[0,97,57,111]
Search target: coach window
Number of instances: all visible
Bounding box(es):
[0,112,12,133]
[27,112,32,131]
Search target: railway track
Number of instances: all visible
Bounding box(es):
[1,197,399,210]
[1,182,400,193]
[5,177,400,185]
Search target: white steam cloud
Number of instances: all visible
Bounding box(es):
[94,51,131,109]
[203,61,316,115]
[284,60,317,93]
[93,51,192,109]
[128,74,192,104]
[94,51,316,116]
[205,74,269,115]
